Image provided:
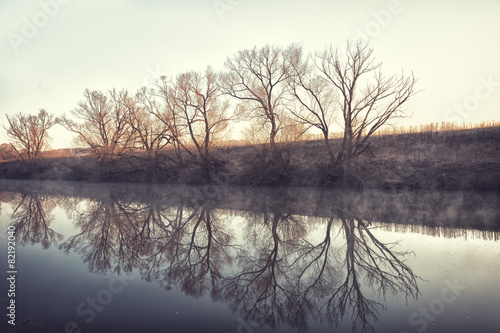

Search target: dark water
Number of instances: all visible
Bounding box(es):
[0,180,499,333]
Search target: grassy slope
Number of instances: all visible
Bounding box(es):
[1,126,499,190]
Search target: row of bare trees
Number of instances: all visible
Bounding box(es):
[56,67,235,179]
[3,41,417,181]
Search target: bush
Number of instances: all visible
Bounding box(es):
[237,145,292,186]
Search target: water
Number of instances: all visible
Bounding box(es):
[0,180,499,333]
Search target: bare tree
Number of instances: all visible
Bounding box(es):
[154,67,233,180]
[317,42,417,165]
[122,88,170,159]
[285,45,337,161]
[60,89,134,162]
[153,78,189,165]
[221,45,296,149]
[4,109,56,160]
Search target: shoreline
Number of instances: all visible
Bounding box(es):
[1,126,499,191]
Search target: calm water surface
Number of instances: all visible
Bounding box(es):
[0,180,499,333]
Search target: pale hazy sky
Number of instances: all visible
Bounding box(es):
[1,0,499,149]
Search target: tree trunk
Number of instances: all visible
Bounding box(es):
[323,131,335,165]
[270,119,277,149]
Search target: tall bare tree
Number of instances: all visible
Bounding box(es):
[60,89,134,162]
[4,109,56,160]
[154,67,233,180]
[221,45,296,149]
[154,76,190,166]
[122,88,170,159]
[317,42,416,165]
[285,45,337,161]
[180,67,232,176]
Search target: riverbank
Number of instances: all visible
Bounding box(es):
[1,126,499,190]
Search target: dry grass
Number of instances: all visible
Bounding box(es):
[1,123,499,190]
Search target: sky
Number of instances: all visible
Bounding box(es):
[0,0,499,149]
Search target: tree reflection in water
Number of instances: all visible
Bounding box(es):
[290,215,419,332]
[9,193,62,249]
[3,186,424,332]
[221,210,307,329]
[59,194,142,274]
